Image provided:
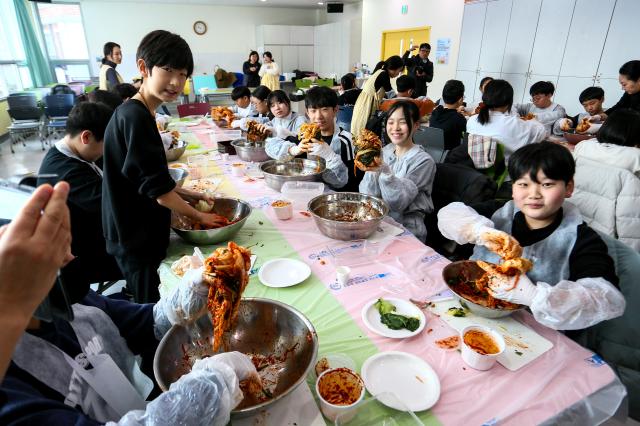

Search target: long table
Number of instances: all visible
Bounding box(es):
[160,120,626,425]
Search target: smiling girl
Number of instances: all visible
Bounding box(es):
[359,101,436,242]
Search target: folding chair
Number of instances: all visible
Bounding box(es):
[176,102,210,118]
[43,94,75,143]
[414,126,448,163]
[7,93,44,152]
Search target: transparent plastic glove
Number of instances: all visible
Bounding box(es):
[588,115,603,123]
[437,202,495,245]
[230,119,243,129]
[308,141,334,158]
[288,144,304,157]
[112,367,238,426]
[477,229,523,259]
[559,118,573,132]
[193,351,259,382]
[275,126,296,139]
[159,267,208,328]
[477,266,538,306]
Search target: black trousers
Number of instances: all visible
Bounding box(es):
[115,256,161,303]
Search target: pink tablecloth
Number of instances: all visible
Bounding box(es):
[184,130,624,425]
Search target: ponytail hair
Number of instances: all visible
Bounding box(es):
[478,79,514,125]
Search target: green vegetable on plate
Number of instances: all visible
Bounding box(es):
[374,298,421,332]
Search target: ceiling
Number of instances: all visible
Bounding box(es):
[81,0,361,8]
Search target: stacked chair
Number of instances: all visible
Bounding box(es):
[6,93,45,152]
[43,94,75,144]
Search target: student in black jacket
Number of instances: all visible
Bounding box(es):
[38,102,123,287]
[429,79,467,150]
[402,43,434,97]
[102,30,226,303]
[338,73,362,106]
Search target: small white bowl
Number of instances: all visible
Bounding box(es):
[231,163,245,177]
[315,367,365,422]
[460,325,505,371]
[271,200,293,220]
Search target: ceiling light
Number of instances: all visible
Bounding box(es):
[318,2,324,4]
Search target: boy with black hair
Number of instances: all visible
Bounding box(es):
[553,86,606,135]
[102,30,225,303]
[429,79,467,150]
[230,85,256,118]
[110,82,138,101]
[278,86,351,190]
[380,75,434,118]
[338,73,361,106]
[438,142,625,330]
[515,81,566,132]
[38,102,123,287]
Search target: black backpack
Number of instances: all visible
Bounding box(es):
[365,110,388,145]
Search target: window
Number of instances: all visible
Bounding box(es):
[36,2,91,84]
[0,1,29,98]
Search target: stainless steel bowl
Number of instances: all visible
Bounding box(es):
[260,158,326,192]
[442,260,525,319]
[231,139,271,163]
[168,167,189,187]
[165,140,188,162]
[307,192,389,240]
[153,298,318,418]
[171,197,252,245]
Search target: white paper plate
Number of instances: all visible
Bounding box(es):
[361,351,440,412]
[361,298,426,339]
[258,258,311,288]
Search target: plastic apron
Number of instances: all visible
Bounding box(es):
[12,303,153,423]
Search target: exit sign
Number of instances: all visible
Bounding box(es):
[401,4,408,14]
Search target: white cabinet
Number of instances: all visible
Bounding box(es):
[257,25,314,74]
[501,0,541,75]
[554,76,595,115]
[457,2,486,72]
[597,77,624,108]
[290,26,314,45]
[597,0,640,79]
[456,70,478,104]
[559,0,616,78]
[478,0,512,74]
[501,72,529,105]
[528,0,575,77]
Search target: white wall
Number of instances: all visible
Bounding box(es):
[80,1,322,81]
[360,0,465,99]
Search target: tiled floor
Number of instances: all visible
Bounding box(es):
[0,135,49,180]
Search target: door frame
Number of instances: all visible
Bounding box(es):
[380,26,431,60]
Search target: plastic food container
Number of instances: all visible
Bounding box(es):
[271,199,293,220]
[316,367,365,422]
[460,325,505,370]
[281,181,325,210]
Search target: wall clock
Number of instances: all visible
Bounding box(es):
[193,21,207,35]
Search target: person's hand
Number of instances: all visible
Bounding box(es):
[476,263,539,306]
[176,187,215,206]
[288,143,310,157]
[588,115,603,123]
[476,228,523,259]
[559,118,573,132]
[598,112,607,122]
[198,212,230,228]
[0,182,72,322]
[249,67,256,72]
[161,267,209,326]
[308,139,334,158]
[410,45,418,51]
[257,123,273,135]
[275,127,296,139]
[193,351,259,382]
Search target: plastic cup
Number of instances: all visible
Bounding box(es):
[316,367,365,422]
[221,153,229,161]
[231,163,245,177]
[336,266,351,286]
[271,200,293,220]
[460,325,505,371]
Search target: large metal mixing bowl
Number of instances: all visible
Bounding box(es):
[307,192,389,240]
[171,197,252,245]
[165,140,188,162]
[154,298,318,418]
[168,167,189,187]
[260,158,326,192]
[231,139,270,163]
[442,260,525,319]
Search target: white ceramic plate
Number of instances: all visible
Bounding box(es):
[361,351,440,412]
[258,258,311,288]
[361,298,426,339]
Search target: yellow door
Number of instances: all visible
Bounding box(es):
[381,27,431,60]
